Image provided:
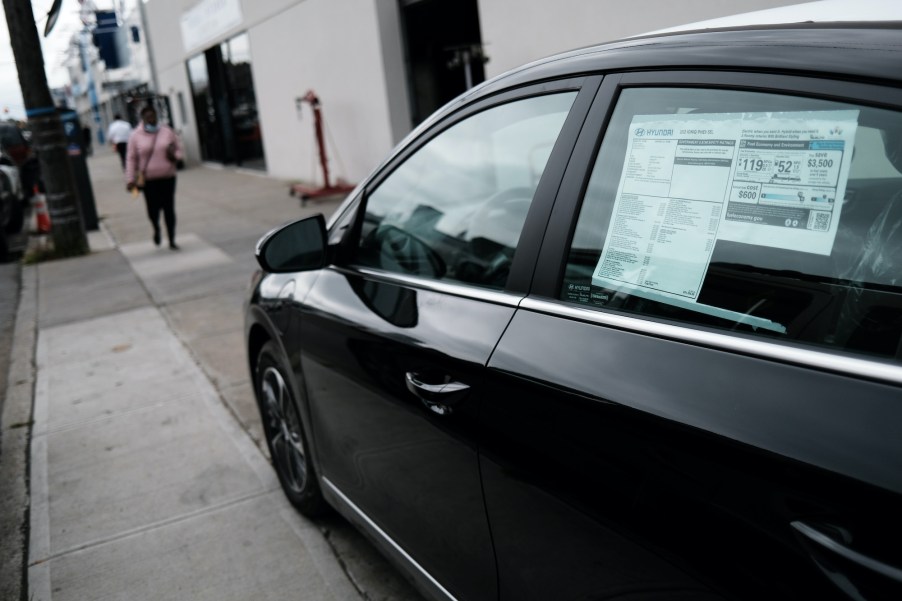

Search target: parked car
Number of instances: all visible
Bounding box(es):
[245,13,902,601]
[0,122,38,261]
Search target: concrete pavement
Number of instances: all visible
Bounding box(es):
[5,151,424,600]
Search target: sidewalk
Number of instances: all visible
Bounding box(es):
[10,151,423,601]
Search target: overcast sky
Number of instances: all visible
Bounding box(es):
[0,0,125,120]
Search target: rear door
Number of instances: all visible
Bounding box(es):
[299,78,600,600]
[481,73,902,600]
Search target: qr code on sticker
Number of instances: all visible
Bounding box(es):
[809,210,831,231]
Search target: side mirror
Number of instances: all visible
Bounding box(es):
[255,214,327,273]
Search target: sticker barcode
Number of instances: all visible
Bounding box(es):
[809,211,831,232]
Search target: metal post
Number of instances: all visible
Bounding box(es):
[462,48,473,90]
[311,101,331,189]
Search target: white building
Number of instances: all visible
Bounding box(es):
[61,3,154,145]
[142,0,802,185]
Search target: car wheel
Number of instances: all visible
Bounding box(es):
[255,341,327,516]
[0,228,9,263]
[4,197,24,235]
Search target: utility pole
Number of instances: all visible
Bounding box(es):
[2,0,88,257]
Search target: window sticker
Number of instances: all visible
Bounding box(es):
[591,110,858,333]
[718,111,859,253]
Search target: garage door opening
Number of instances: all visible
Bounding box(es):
[400,0,486,125]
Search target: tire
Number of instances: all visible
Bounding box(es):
[0,228,9,263]
[255,341,327,516]
[0,170,12,235]
[4,196,24,235]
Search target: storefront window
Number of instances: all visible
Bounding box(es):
[187,53,216,162]
[185,32,265,169]
[221,34,264,168]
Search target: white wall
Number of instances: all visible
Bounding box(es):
[144,0,199,162]
[249,0,399,182]
[478,0,802,78]
[143,0,808,182]
[144,0,401,182]
[156,63,199,161]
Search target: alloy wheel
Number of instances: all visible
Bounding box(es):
[260,365,308,493]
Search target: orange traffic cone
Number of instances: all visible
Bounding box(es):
[31,185,51,233]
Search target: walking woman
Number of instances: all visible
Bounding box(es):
[125,106,184,250]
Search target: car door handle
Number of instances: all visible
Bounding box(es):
[405,372,470,416]
[791,520,902,591]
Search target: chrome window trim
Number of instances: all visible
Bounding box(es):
[322,477,457,601]
[521,297,902,386]
[332,265,525,308]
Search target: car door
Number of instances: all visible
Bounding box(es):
[297,79,600,601]
[480,73,902,600]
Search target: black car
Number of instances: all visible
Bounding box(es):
[0,123,30,261]
[245,19,902,601]
[0,122,38,261]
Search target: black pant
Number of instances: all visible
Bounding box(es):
[115,142,127,168]
[143,177,177,245]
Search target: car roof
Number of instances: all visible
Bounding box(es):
[369,18,902,219]
[479,24,902,94]
[642,0,902,34]
[0,122,25,144]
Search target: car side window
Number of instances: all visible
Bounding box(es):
[562,87,902,359]
[356,92,577,289]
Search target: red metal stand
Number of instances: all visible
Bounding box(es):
[290,90,356,206]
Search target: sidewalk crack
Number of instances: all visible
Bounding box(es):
[28,487,280,565]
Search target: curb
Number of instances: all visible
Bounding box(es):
[0,264,37,601]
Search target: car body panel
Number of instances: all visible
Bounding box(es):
[482,307,902,600]
[297,269,513,601]
[246,22,902,601]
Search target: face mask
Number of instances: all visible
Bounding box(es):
[144,123,159,133]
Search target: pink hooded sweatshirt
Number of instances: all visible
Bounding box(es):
[125,123,184,185]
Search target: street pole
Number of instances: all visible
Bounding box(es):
[2,0,88,258]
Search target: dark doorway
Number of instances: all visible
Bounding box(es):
[400,0,486,126]
[186,33,265,169]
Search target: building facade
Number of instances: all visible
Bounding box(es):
[62,3,154,145]
[143,0,801,185]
